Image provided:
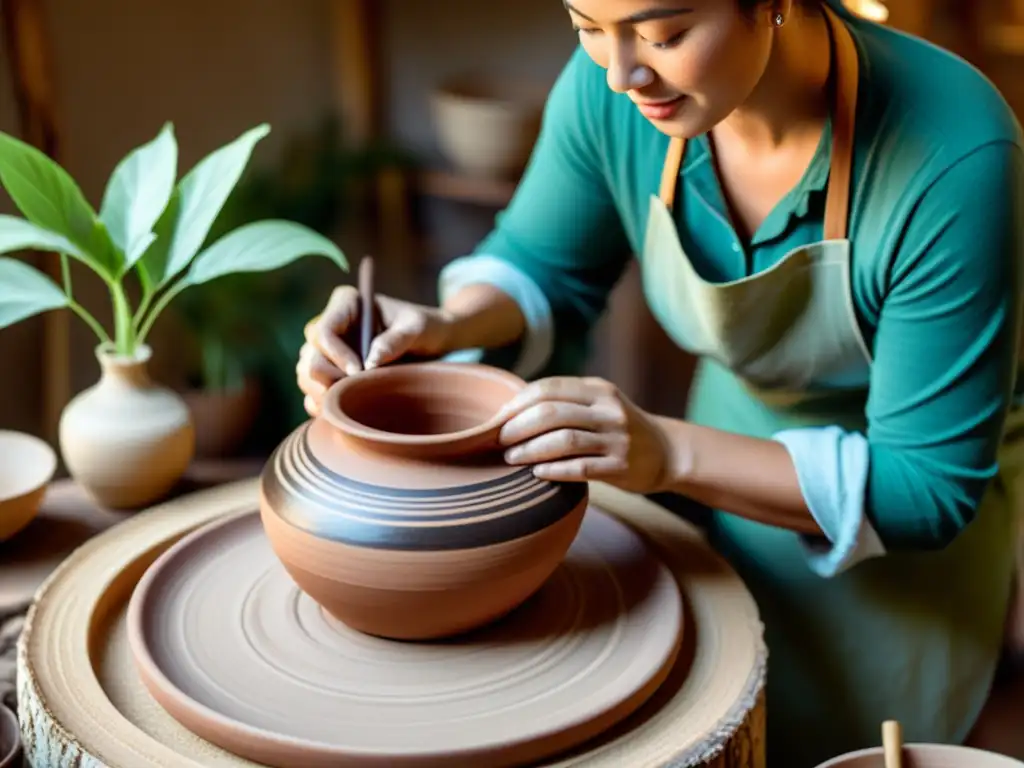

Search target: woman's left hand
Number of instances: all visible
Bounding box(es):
[497,376,672,494]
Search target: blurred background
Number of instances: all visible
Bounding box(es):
[2,0,1023,466]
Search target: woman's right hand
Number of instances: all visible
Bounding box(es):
[296,285,456,417]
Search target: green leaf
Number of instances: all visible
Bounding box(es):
[185,219,347,286]
[127,231,157,265]
[150,124,271,288]
[0,214,86,259]
[99,122,178,272]
[0,256,69,328]
[0,130,120,278]
[135,189,180,294]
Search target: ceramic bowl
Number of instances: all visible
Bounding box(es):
[0,704,22,768]
[430,77,545,179]
[816,743,1024,767]
[0,429,57,542]
[259,362,589,640]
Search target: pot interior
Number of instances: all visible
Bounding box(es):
[336,365,521,438]
[0,430,56,502]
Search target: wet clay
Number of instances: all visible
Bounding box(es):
[127,505,683,768]
[260,363,590,640]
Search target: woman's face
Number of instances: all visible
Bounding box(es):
[566,0,781,137]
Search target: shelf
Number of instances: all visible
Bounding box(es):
[984,22,1024,54]
[417,169,518,208]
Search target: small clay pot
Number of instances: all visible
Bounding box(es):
[0,704,21,768]
[816,743,1024,767]
[182,378,261,459]
[259,362,588,640]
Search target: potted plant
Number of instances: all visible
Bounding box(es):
[0,122,348,508]
[172,116,359,460]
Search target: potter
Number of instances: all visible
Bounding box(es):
[300,0,1024,765]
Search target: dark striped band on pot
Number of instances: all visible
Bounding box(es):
[261,424,588,551]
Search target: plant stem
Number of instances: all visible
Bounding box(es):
[202,333,225,390]
[110,281,135,354]
[68,300,112,345]
[60,253,72,295]
[58,252,111,345]
[136,277,189,346]
[133,289,154,332]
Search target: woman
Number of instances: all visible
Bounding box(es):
[297,1,1024,764]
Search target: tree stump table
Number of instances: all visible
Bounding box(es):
[17,480,767,767]
[0,462,264,716]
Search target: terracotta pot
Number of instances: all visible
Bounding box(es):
[430,77,545,179]
[0,704,21,768]
[816,743,1024,767]
[259,362,588,640]
[182,378,261,459]
[59,344,195,510]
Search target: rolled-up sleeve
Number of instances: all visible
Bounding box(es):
[775,140,1024,575]
[438,46,632,379]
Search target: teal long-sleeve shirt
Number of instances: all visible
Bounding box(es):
[439,8,1024,554]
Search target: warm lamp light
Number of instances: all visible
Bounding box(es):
[844,0,889,23]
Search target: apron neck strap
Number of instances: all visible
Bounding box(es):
[658,4,859,241]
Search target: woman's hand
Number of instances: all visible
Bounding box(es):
[497,376,673,494]
[296,285,455,417]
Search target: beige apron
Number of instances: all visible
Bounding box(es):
[638,5,1021,766]
[642,6,868,398]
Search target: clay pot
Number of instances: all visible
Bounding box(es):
[816,744,1023,767]
[0,704,21,768]
[182,378,261,459]
[59,344,195,510]
[0,429,56,541]
[430,77,545,179]
[259,362,588,641]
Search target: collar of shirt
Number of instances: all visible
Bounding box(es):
[679,115,834,249]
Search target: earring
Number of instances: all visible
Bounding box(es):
[774,11,785,26]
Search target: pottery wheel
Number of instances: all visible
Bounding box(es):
[19,480,768,767]
[127,506,683,767]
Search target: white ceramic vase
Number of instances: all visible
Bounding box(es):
[59,344,195,509]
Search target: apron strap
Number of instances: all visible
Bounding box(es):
[821,3,859,241]
[657,4,859,241]
[659,136,686,211]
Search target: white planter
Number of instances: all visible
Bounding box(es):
[59,344,195,509]
[430,77,546,180]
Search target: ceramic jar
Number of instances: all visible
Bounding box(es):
[59,344,195,509]
[816,744,1023,767]
[430,78,544,179]
[0,703,21,768]
[182,378,261,459]
[259,362,589,640]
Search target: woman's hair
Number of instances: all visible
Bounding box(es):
[737,0,820,14]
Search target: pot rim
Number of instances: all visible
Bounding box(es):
[0,429,57,504]
[95,341,153,365]
[320,362,525,449]
[815,742,1024,767]
[432,77,548,110]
